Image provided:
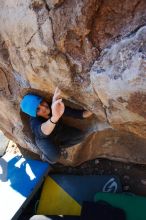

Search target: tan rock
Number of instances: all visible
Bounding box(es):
[0,0,146,166]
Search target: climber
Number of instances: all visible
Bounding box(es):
[20,87,93,164]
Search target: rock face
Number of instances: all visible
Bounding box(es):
[0,0,146,166]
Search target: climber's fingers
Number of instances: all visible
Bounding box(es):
[52,87,62,103]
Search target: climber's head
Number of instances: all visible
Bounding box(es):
[36,100,51,119]
[20,94,51,119]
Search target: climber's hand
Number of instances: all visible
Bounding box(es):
[52,87,62,103]
[51,98,65,122]
[83,110,93,118]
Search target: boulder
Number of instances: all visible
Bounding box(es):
[0,0,146,166]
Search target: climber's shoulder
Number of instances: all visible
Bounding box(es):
[29,116,45,130]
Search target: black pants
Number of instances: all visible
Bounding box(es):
[35,123,87,164]
[53,123,87,148]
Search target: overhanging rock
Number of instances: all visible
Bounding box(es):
[0,0,146,166]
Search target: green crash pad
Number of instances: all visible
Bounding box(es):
[95,192,146,220]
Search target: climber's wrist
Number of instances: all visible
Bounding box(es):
[50,116,59,124]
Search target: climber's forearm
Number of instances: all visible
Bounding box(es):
[40,116,58,135]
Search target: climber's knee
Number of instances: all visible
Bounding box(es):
[41,152,60,164]
[35,137,60,164]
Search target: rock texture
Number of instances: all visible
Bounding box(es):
[0,130,9,156]
[0,0,146,166]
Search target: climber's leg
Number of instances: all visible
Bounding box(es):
[35,137,60,164]
[56,123,87,148]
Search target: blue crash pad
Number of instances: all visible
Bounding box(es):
[0,154,50,220]
[51,174,122,204]
[37,174,122,216]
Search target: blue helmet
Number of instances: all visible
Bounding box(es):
[20,94,43,117]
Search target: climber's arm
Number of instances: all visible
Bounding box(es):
[46,86,93,123]
[31,115,58,138]
[41,116,57,136]
[64,106,93,119]
[41,98,65,135]
[64,106,84,119]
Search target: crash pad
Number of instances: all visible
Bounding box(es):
[0,154,50,220]
[94,192,146,220]
[37,175,121,216]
